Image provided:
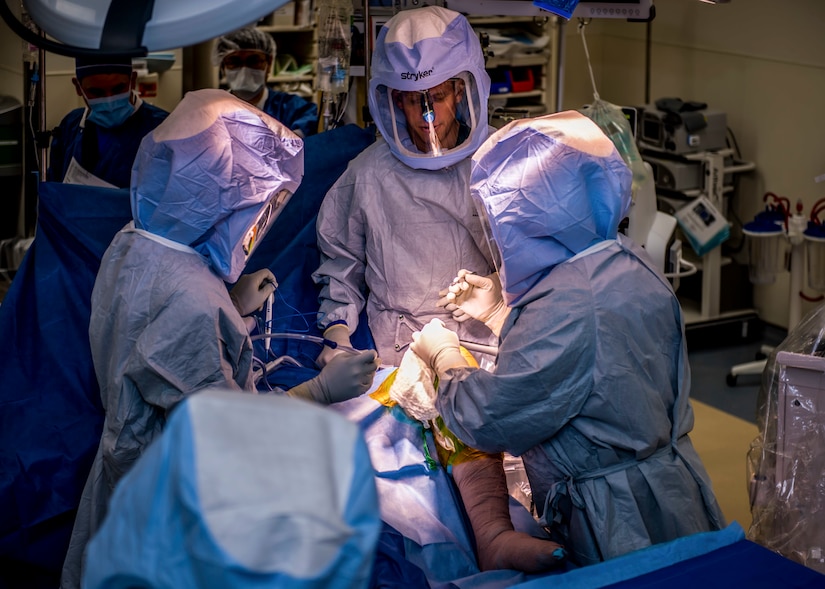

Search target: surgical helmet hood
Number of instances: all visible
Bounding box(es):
[132,88,304,283]
[470,111,632,305]
[368,6,491,170]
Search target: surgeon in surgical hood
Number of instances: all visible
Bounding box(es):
[313,5,495,372]
[413,111,726,566]
[60,89,379,589]
[313,7,565,574]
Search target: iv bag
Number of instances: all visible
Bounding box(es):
[581,98,648,191]
[316,0,352,94]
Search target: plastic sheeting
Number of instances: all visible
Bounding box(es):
[0,123,375,587]
[748,302,825,574]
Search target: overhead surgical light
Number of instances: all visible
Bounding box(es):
[0,0,291,57]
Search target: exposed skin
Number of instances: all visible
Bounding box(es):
[221,49,272,104]
[73,71,138,106]
[394,78,466,152]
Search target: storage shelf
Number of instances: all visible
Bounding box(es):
[269,74,314,83]
[490,89,544,99]
[470,14,555,118]
[257,24,315,33]
[256,8,319,108]
[485,52,550,69]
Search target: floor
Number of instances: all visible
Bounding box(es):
[686,322,787,532]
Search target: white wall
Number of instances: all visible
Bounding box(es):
[0,19,24,104]
[561,0,825,329]
[0,12,184,137]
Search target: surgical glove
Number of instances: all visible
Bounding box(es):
[230,269,277,317]
[289,349,379,404]
[411,318,469,377]
[443,270,509,337]
[316,323,353,368]
[436,289,470,322]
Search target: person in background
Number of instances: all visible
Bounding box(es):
[59,89,378,589]
[213,27,319,138]
[47,55,168,188]
[312,6,563,574]
[412,110,726,567]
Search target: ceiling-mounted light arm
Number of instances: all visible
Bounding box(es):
[0,0,150,57]
[99,0,155,54]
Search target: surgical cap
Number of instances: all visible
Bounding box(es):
[131,88,304,283]
[83,389,381,589]
[75,55,132,79]
[212,27,277,66]
[368,6,491,170]
[470,110,632,305]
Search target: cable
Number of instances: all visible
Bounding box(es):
[250,332,363,355]
[577,19,599,100]
[252,356,273,390]
[726,126,742,159]
[663,259,698,279]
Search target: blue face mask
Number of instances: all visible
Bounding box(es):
[86,91,135,128]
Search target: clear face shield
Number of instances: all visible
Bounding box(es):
[241,188,292,261]
[471,191,503,276]
[376,71,481,162]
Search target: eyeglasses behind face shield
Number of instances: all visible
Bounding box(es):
[224,52,269,70]
[382,73,478,160]
[242,189,292,259]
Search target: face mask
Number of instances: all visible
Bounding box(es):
[86,91,135,128]
[225,67,267,101]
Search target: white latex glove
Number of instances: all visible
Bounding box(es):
[316,323,353,368]
[438,270,509,337]
[230,269,277,317]
[410,318,469,377]
[289,349,379,404]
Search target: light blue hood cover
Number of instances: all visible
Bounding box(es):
[368,6,490,170]
[83,389,381,589]
[470,111,632,305]
[131,88,304,282]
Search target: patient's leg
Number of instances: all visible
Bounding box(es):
[453,454,566,573]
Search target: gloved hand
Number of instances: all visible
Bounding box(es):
[437,270,509,337]
[410,318,469,377]
[316,323,353,368]
[230,269,277,317]
[289,349,379,405]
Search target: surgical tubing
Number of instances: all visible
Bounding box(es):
[250,332,362,355]
[458,340,499,356]
[251,333,498,356]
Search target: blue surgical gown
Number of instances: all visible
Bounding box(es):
[261,87,318,138]
[436,235,726,566]
[47,102,168,188]
[60,226,254,588]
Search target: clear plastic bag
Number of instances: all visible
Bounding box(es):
[580,97,649,191]
[747,302,825,573]
[503,452,534,515]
